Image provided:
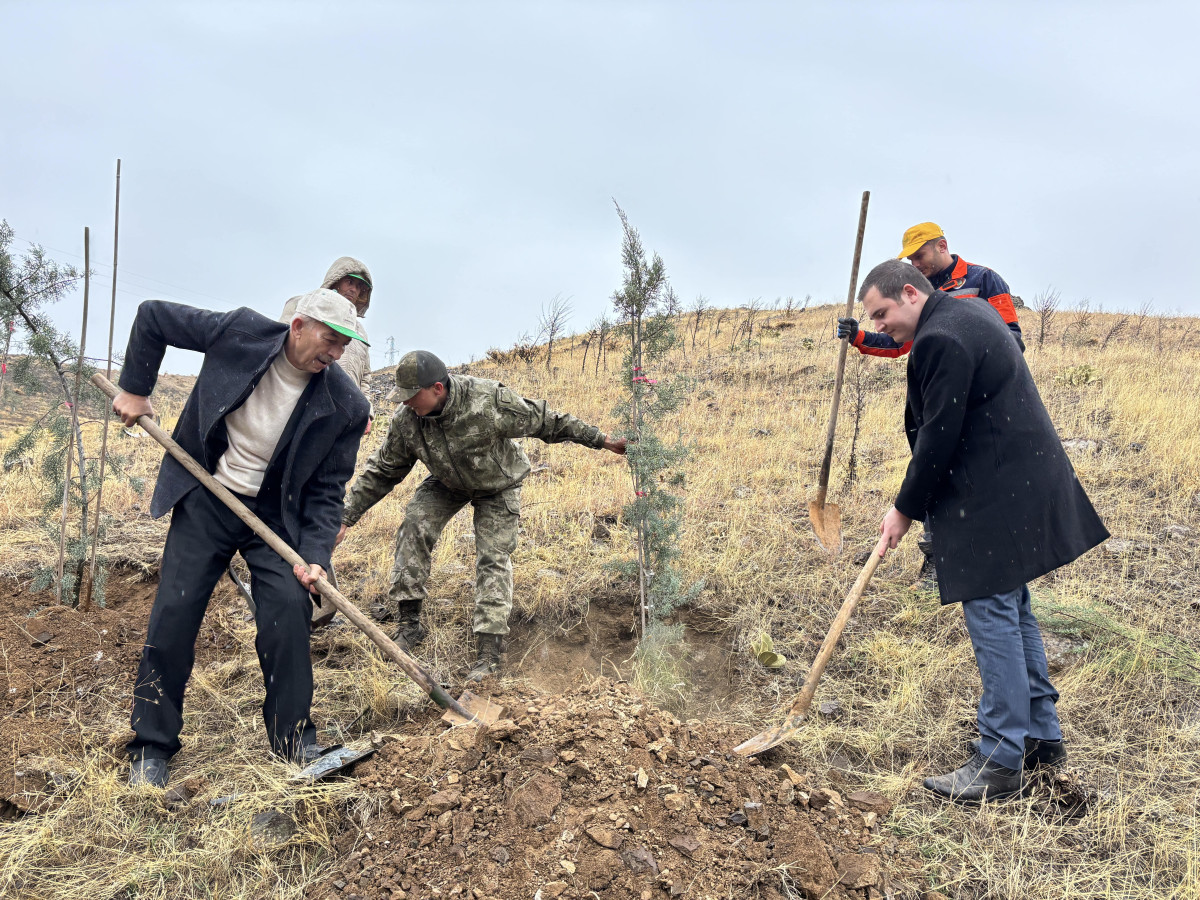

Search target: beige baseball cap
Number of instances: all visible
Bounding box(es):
[291,289,369,344]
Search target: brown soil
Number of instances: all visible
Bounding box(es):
[308,678,913,900]
[507,599,740,719]
[0,574,924,899]
[0,572,242,816]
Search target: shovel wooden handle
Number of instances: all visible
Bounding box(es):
[734,535,886,756]
[91,372,472,720]
[783,536,884,722]
[814,190,870,505]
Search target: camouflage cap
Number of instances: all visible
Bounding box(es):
[388,350,450,401]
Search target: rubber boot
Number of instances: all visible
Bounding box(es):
[466,633,503,683]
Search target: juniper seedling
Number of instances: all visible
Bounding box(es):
[608,204,695,655]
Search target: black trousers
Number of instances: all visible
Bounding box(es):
[127,485,316,762]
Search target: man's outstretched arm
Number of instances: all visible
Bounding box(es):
[495,385,625,453]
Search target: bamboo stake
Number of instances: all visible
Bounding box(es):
[84,160,121,612]
[57,227,90,604]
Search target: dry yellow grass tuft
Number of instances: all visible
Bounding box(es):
[0,302,1197,899]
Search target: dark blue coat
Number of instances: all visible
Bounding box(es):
[118,301,369,571]
[894,291,1108,604]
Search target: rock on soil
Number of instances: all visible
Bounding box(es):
[310,678,906,900]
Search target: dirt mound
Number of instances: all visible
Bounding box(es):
[0,574,242,817]
[313,678,909,900]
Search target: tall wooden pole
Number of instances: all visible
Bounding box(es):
[84,160,120,611]
[57,227,90,604]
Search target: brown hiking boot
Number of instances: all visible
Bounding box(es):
[466,633,503,683]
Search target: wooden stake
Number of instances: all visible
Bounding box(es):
[57,227,90,604]
[84,160,120,612]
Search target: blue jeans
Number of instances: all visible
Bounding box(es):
[960,584,1061,770]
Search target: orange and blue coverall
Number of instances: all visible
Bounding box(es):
[853,255,1025,356]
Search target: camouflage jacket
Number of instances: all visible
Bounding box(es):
[342,374,606,523]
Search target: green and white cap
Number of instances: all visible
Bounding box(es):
[292,289,369,345]
[388,350,449,401]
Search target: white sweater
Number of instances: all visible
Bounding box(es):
[214,351,312,496]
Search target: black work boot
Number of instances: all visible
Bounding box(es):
[913,539,938,593]
[369,600,396,623]
[391,604,426,653]
[129,757,169,788]
[1024,736,1068,770]
[923,747,1025,803]
[465,633,503,683]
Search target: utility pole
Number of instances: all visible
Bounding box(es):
[385,336,398,366]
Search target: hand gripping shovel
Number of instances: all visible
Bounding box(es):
[734,536,885,756]
[810,190,870,554]
[92,373,500,729]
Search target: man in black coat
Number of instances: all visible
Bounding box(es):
[113,290,370,787]
[862,258,1108,802]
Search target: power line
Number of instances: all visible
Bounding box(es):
[8,233,239,310]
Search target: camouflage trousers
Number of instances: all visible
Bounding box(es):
[387,477,521,635]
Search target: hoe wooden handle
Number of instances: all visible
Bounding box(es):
[91,372,471,719]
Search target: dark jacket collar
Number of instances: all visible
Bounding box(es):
[914,290,949,337]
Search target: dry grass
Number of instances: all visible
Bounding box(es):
[1,303,1198,898]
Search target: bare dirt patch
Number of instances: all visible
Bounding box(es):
[507,597,741,719]
[311,677,912,900]
[0,573,244,816]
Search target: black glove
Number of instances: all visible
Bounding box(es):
[835,317,859,341]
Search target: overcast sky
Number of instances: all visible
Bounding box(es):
[3,1,1196,376]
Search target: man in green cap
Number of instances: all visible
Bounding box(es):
[112,290,370,786]
[336,350,627,682]
[275,258,374,630]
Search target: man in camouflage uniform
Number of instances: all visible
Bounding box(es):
[336,350,627,681]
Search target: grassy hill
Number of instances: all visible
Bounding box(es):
[0,302,1197,899]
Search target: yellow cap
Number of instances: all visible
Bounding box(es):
[898,222,945,259]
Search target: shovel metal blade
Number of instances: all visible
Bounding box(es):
[290,744,376,783]
[440,690,504,728]
[733,712,807,756]
[808,499,843,554]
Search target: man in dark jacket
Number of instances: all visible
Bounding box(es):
[838,223,1025,590]
[113,290,370,787]
[862,259,1108,802]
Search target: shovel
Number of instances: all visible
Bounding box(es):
[734,535,885,756]
[92,373,500,729]
[809,190,870,554]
